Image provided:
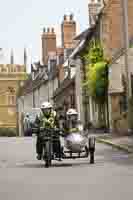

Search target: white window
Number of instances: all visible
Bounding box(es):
[7,87,16,105]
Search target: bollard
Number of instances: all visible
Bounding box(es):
[89,136,95,164]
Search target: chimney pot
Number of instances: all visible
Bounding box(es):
[43,27,46,32]
[51,28,54,33]
[64,15,67,20]
[47,28,50,32]
[70,14,73,20]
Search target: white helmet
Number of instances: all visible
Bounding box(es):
[66,108,78,116]
[41,101,53,109]
[26,113,29,117]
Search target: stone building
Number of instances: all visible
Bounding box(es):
[108,48,133,133]
[0,63,27,129]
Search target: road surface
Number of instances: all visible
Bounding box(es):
[0,137,133,200]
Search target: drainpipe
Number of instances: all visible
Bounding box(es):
[75,57,84,124]
[121,0,132,132]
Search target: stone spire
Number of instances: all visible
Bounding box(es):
[24,47,27,66]
[10,48,14,64]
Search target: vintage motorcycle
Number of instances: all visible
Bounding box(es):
[33,126,95,168]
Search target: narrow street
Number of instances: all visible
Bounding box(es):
[0,137,133,200]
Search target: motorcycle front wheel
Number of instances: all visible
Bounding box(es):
[43,141,52,168]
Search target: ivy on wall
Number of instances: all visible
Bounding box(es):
[82,40,109,104]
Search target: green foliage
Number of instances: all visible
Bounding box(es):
[129,43,133,48]
[0,128,17,137]
[82,40,109,103]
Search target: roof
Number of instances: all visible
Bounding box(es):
[53,77,75,98]
[31,61,45,72]
[74,28,92,41]
[63,28,96,65]
[18,71,48,97]
[63,40,86,68]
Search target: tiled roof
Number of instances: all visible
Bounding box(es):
[53,77,75,98]
[18,72,48,96]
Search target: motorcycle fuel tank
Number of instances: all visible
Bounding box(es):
[64,132,87,152]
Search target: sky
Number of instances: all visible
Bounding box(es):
[0,0,89,72]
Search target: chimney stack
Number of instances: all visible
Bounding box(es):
[64,15,67,21]
[51,28,54,33]
[42,27,57,65]
[88,0,103,26]
[70,14,74,21]
[61,14,77,49]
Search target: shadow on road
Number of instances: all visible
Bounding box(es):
[95,147,133,167]
[16,160,92,168]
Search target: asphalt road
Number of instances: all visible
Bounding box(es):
[0,137,133,200]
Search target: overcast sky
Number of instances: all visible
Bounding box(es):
[0,0,89,71]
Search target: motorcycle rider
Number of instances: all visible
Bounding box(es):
[65,108,89,156]
[35,101,61,160]
[65,108,83,133]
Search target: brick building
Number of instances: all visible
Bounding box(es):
[100,0,133,58]
[92,0,133,133]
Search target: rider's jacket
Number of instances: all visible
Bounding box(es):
[35,111,57,129]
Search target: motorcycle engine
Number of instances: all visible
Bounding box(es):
[64,132,87,152]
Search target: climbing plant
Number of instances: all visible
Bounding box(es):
[82,40,109,104]
[81,39,109,128]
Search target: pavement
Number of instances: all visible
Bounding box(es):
[96,133,133,153]
[0,137,133,200]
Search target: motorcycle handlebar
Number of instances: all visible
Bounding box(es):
[39,127,65,136]
[32,127,65,136]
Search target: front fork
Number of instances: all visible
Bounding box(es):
[89,136,96,164]
[89,149,95,164]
